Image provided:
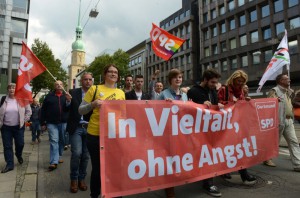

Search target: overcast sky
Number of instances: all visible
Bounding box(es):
[28,0,182,69]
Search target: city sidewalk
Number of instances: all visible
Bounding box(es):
[0,127,39,198]
[0,122,299,198]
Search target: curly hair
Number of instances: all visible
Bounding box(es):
[225,70,248,86]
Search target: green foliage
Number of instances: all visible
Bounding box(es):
[31,39,68,97]
[86,49,130,85]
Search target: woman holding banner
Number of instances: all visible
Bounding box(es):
[158,68,187,197]
[79,64,125,198]
[218,70,257,185]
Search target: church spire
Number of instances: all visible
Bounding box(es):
[72,0,85,51]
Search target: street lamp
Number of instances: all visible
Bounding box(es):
[89,8,99,18]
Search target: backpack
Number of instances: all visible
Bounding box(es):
[83,85,98,121]
[0,96,6,107]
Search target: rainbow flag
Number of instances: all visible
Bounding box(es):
[150,23,185,61]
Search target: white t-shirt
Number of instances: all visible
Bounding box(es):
[135,91,142,100]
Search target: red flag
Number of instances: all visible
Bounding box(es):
[150,23,185,61]
[15,42,47,107]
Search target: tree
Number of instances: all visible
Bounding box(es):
[31,39,68,98]
[86,49,130,85]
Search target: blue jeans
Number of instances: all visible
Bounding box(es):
[31,120,40,142]
[0,125,25,169]
[70,127,89,181]
[47,123,66,165]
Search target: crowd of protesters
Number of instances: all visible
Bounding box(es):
[1,63,300,198]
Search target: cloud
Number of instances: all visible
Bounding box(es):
[28,0,181,69]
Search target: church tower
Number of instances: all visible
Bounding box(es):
[68,0,87,90]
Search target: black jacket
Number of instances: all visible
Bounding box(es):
[125,89,151,100]
[40,91,70,125]
[66,88,92,134]
[187,85,218,105]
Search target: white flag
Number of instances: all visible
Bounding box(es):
[257,30,290,92]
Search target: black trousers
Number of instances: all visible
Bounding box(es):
[86,134,100,198]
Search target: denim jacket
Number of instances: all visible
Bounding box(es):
[158,87,188,101]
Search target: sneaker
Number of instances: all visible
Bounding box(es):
[242,174,257,185]
[294,167,300,172]
[48,164,57,171]
[263,160,276,167]
[203,185,222,197]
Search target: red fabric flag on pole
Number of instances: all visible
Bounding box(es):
[150,23,185,61]
[15,42,47,107]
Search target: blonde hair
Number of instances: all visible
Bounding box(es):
[225,70,248,86]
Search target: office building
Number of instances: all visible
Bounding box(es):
[0,0,30,94]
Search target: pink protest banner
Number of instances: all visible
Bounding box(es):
[100,99,279,197]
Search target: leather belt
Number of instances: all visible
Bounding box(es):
[78,123,88,128]
[286,116,292,119]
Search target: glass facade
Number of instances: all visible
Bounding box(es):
[274,0,284,13]
[250,10,257,22]
[261,5,270,18]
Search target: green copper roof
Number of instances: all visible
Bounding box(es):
[72,0,85,51]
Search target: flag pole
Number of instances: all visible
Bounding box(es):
[45,69,68,93]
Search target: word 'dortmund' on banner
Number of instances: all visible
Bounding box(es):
[100,99,279,197]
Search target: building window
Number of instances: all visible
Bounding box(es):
[274,0,284,13]
[289,17,300,30]
[289,40,298,54]
[13,0,29,13]
[175,16,179,23]
[252,54,260,65]
[204,29,209,40]
[181,27,186,36]
[221,60,228,71]
[221,22,226,33]
[186,39,190,49]
[187,24,191,33]
[11,19,27,38]
[138,56,142,63]
[250,9,257,22]
[212,26,217,37]
[211,9,217,19]
[251,31,258,43]
[264,50,273,62]
[230,18,235,30]
[230,38,236,49]
[203,13,208,23]
[180,56,184,65]
[228,0,235,11]
[0,15,4,35]
[205,47,210,57]
[230,58,237,69]
[221,41,227,52]
[261,4,270,18]
[212,44,218,55]
[239,14,246,26]
[203,0,209,6]
[180,12,184,20]
[185,10,190,17]
[241,55,248,67]
[187,54,191,64]
[263,27,272,40]
[289,0,299,7]
[238,0,245,6]
[213,62,219,70]
[276,21,285,36]
[240,34,247,46]
[219,5,225,15]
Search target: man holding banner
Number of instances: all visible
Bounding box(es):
[264,74,300,171]
[187,68,222,197]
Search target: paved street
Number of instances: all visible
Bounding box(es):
[0,123,300,198]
